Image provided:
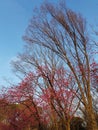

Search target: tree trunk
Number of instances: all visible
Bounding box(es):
[65,120,70,130]
[86,107,98,130]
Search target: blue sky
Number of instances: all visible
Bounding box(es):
[0,0,98,87]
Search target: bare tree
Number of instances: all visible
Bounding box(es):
[22,1,98,130]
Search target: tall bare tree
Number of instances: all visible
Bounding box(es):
[22,1,98,130]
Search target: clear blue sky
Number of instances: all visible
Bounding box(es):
[0,0,98,87]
